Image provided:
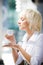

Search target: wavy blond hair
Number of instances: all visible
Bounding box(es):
[19,9,42,32]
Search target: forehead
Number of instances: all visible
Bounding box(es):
[19,11,26,18]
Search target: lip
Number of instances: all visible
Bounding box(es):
[18,22,21,24]
[18,21,22,26]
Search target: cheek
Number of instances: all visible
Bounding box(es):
[19,22,28,30]
[19,23,25,30]
[22,21,29,27]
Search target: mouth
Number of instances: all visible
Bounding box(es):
[18,22,21,26]
[18,22,21,24]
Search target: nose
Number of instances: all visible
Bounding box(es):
[18,19,22,24]
[18,21,21,24]
[18,21,21,25]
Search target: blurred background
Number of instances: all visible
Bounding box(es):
[0,0,43,65]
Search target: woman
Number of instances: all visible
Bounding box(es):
[3,9,43,65]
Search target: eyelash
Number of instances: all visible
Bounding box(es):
[21,18,25,21]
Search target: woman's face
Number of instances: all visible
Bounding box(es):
[18,15,29,31]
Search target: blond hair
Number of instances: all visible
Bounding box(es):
[19,9,42,32]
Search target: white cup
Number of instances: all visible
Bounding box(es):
[6,30,14,36]
[2,30,14,45]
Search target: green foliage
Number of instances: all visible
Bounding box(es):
[8,0,16,10]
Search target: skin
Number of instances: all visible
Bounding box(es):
[3,15,34,64]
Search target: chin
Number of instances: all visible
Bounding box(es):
[19,27,26,31]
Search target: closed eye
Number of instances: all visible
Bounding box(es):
[20,17,25,21]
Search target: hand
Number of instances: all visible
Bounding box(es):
[3,43,19,50]
[5,34,16,44]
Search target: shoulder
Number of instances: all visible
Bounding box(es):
[36,33,43,47]
[37,33,43,40]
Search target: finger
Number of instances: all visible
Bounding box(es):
[2,45,10,47]
[2,44,19,50]
[3,44,14,48]
[13,44,19,48]
[9,43,14,45]
[5,35,10,39]
[5,35,13,40]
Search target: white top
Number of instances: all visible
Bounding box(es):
[16,32,43,65]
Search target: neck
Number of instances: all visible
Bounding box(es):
[26,27,34,38]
